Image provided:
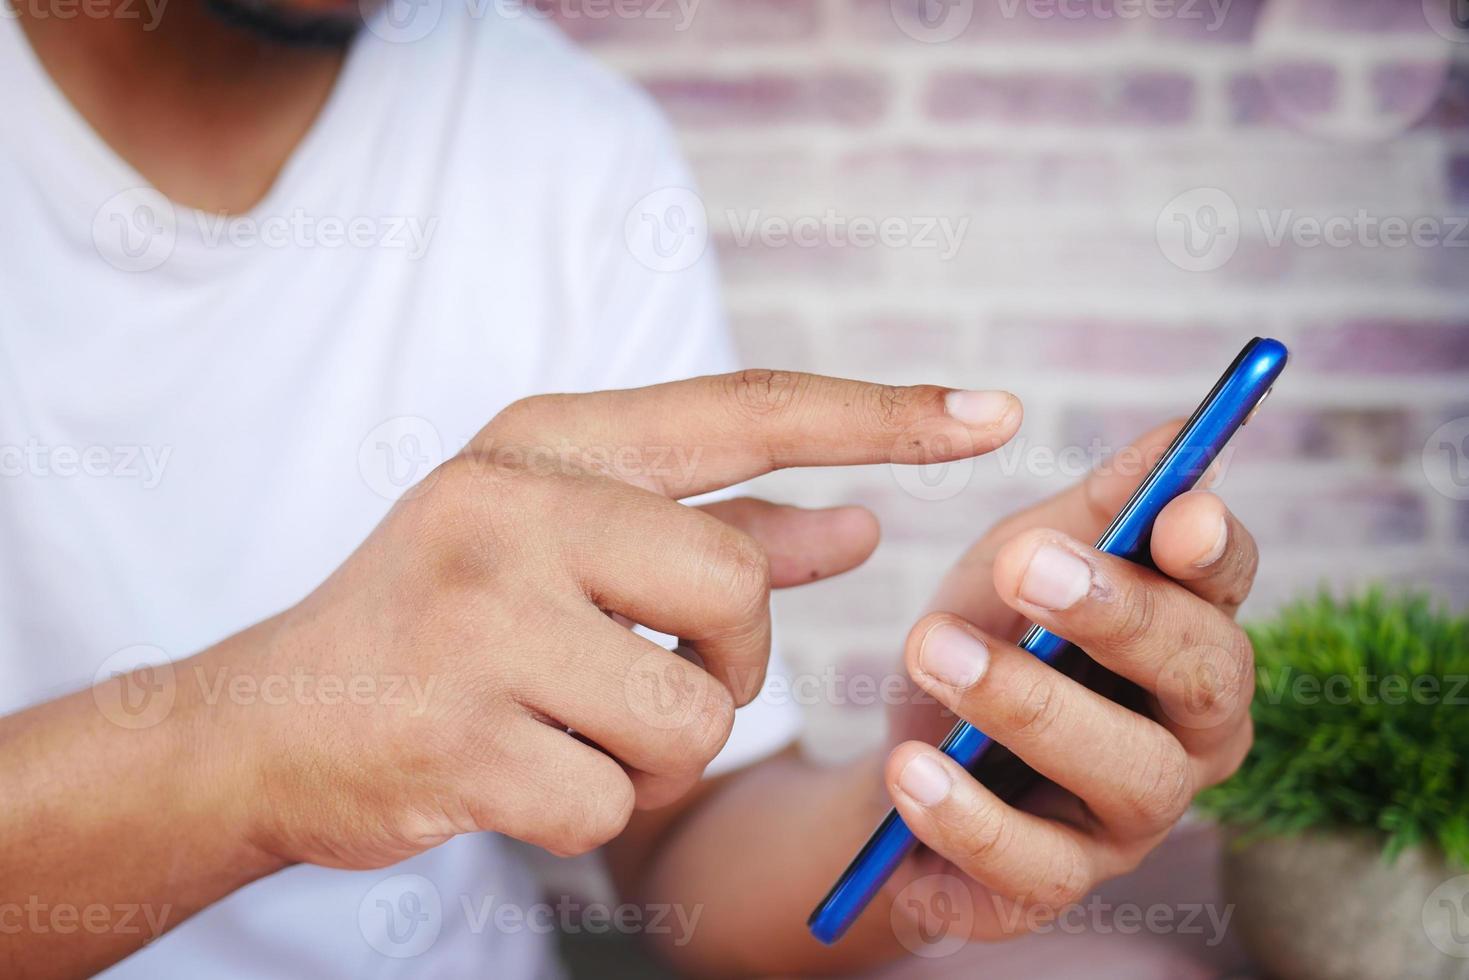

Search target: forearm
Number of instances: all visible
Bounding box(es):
[0,630,285,979]
[626,747,914,978]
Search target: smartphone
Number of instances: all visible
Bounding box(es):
[807,336,1289,945]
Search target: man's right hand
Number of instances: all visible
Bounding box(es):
[152,370,1021,872]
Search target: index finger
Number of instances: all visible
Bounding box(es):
[474,369,1022,497]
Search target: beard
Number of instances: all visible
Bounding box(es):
[204,0,366,47]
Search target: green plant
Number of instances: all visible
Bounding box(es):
[1198,589,1469,867]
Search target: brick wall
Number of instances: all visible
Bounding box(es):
[552,0,1469,754]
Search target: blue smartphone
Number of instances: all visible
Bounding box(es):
[808,336,1289,945]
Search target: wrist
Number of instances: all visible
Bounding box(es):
[172,626,294,880]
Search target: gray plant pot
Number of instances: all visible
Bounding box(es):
[1222,828,1469,980]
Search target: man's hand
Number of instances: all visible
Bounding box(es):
[4,369,1027,980]
[188,371,1023,871]
[882,422,1257,941]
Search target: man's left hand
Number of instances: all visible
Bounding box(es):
[883,422,1257,940]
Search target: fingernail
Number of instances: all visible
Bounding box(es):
[921,624,990,689]
[898,753,952,807]
[945,390,1013,427]
[1195,515,1228,568]
[1020,544,1092,611]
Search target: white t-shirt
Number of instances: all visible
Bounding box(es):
[0,6,800,977]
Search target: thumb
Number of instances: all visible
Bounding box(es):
[696,497,879,588]
[923,420,1187,634]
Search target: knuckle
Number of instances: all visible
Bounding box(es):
[397,459,498,584]
[428,452,487,501]
[499,393,546,422]
[1121,735,1193,826]
[1227,629,1257,696]
[410,456,582,584]
[486,393,561,441]
[1201,720,1254,788]
[1215,716,1255,782]
[951,795,1009,867]
[627,655,737,765]
[723,369,805,420]
[711,527,772,611]
[1008,674,1064,740]
[1111,583,1160,652]
[1217,660,1252,720]
[864,383,920,428]
[557,775,635,856]
[686,682,738,764]
[1219,579,1253,613]
[430,451,529,515]
[1033,846,1092,910]
[1194,628,1255,719]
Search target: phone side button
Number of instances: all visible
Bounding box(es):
[1242,387,1272,427]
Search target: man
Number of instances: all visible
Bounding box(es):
[0,0,1260,976]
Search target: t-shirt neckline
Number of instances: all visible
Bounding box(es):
[0,14,383,256]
